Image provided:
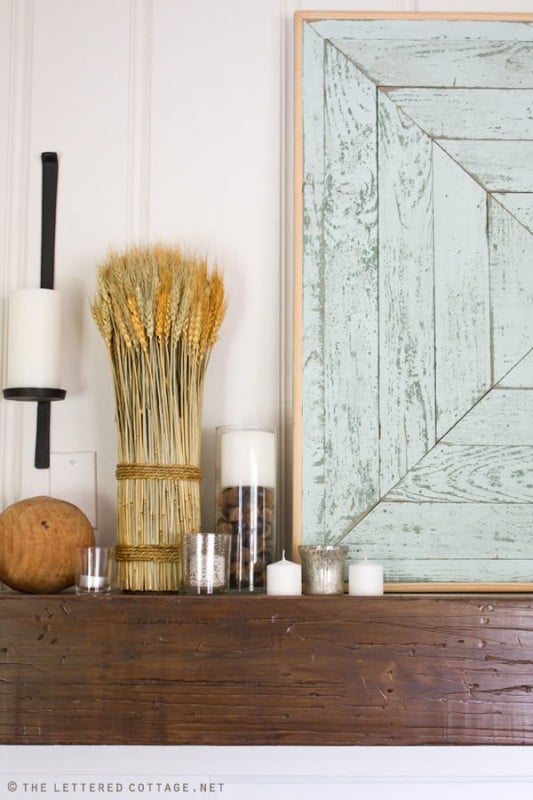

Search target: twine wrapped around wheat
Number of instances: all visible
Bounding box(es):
[92,245,226,590]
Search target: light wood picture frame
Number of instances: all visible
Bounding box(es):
[293,11,533,591]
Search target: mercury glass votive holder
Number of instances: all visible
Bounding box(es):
[181,532,232,594]
[298,544,348,595]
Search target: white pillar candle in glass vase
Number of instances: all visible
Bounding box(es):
[216,426,276,592]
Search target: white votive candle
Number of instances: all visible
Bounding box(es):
[6,288,62,389]
[349,560,384,596]
[266,550,302,595]
[78,575,107,590]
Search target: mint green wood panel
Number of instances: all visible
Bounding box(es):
[433,144,490,440]
[386,445,533,504]
[489,196,533,380]
[498,352,533,387]
[438,140,533,192]
[378,92,434,497]
[344,503,533,581]
[385,89,533,140]
[311,19,533,42]
[302,24,327,540]
[330,39,533,88]
[493,193,533,236]
[300,17,533,582]
[444,390,533,445]
[301,27,379,543]
[322,42,379,538]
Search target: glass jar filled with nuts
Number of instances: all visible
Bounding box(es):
[215,426,276,591]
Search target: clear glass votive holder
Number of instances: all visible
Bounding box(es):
[75,546,114,595]
[298,544,348,595]
[181,532,232,594]
[215,426,276,592]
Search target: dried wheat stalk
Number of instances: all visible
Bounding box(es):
[92,245,226,590]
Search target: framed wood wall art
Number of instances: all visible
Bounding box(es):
[293,12,533,590]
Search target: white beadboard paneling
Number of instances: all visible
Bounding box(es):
[22,0,133,536]
[1,0,33,506]
[433,144,490,440]
[150,0,282,528]
[378,91,435,496]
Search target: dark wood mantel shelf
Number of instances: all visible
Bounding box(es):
[2,592,533,745]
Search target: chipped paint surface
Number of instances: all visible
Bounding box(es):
[300,17,533,581]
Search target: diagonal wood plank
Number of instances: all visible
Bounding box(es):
[302,23,327,541]
[330,38,533,89]
[492,193,533,236]
[443,389,533,445]
[312,19,533,44]
[302,34,379,543]
[438,140,533,191]
[384,89,533,140]
[498,351,533,387]
[342,502,533,581]
[433,144,490,440]
[386,444,533,503]
[378,92,435,496]
[322,41,379,538]
[489,196,533,381]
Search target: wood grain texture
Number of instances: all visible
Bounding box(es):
[384,89,533,139]
[301,23,327,540]
[498,351,533,388]
[492,193,533,236]
[5,593,533,745]
[489,197,533,381]
[438,140,533,192]
[331,38,533,88]
[322,41,379,539]
[378,91,435,496]
[343,502,533,581]
[444,389,533,445]
[386,444,533,504]
[433,144,490,440]
[296,14,533,584]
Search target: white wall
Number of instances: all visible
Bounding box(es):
[2,0,533,788]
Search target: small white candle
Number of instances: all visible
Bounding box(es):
[78,575,108,590]
[6,288,62,389]
[219,428,275,488]
[349,560,384,596]
[266,550,302,595]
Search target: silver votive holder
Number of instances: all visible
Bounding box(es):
[298,544,348,595]
[181,532,232,594]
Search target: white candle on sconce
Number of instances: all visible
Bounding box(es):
[6,288,62,389]
[266,550,302,595]
[219,427,275,488]
[349,560,384,596]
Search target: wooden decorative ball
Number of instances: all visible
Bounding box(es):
[0,495,95,593]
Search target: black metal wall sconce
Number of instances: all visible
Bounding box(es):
[3,152,66,469]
